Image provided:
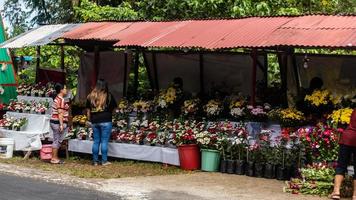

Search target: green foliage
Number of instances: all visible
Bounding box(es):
[15,45,81,92]
[74,0,139,22]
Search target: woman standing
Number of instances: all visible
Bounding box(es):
[86,79,116,166]
[50,83,69,164]
[330,109,356,200]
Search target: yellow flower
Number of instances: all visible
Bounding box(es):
[305,90,331,107]
[329,108,353,125]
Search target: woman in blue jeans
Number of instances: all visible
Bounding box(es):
[86,79,116,166]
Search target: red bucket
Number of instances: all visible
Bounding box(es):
[40,144,52,160]
[178,144,200,170]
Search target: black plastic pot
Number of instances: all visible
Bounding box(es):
[288,165,298,179]
[264,163,275,179]
[245,161,254,177]
[254,162,264,178]
[276,165,288,180]
[226,160,236,174]
[220,160,227,173]
[235,160,245,175]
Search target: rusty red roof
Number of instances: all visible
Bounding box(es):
[62,15,356,49]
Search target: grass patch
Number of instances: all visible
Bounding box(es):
[0,156,190,179]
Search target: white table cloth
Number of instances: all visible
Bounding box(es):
[68,139,180,166]
[0,129,42,150]
[0,112,53,151]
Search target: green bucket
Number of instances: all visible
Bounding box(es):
[201,149,221,172]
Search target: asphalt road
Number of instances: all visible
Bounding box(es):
[0,172,121,200]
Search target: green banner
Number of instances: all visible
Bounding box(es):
[0,14,17,104]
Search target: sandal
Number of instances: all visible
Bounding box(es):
[328,193,340,200]
[50,160,65,164]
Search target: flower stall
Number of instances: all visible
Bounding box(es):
[0,83,54,152]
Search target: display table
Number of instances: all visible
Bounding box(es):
[6,112,52,136]
[0,129,42,151]
[0,112,52,151]
[17,95,53,104]
[68,139,180,166]
[17,95,53,114]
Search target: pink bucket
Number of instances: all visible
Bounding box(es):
[40,144,52,160]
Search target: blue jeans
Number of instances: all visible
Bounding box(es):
[92,122,112,163]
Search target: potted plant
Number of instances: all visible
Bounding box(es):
[196,130,222,172]
[204,100,223,121]
[233,123,249,175]
[175,120,201,170]
[246,142,259,177]
[246,104,270,139]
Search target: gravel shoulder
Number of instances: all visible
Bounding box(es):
[0,162,330,200]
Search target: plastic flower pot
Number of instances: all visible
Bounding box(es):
[201,149,221,172]
[254,162,264,178]
[226,160,236,174]
[178,144,200,170]
[276,165,288,180]
[235,160,245,175]
[263,163,275,179]
[220,159,227,173]
[245,161,254,177]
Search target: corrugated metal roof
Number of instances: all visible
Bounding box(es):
[4,15,356,49]
[0,24,80,48]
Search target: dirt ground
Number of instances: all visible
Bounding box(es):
[0,162,332,200]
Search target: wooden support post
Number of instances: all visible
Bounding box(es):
[290,48,301,96]
[199,53,205,95]
[60,45,65,71]
[263,53,268,89]
[35,46,40,83]
[93,45,100,87]
[142,51,155,93]
[133,50,139,97]
[251,49,257,106]
[123,52,128,97]
[277,51,288,107]
[152,52,159,91]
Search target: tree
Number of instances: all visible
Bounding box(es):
[74,0,138,22]
[3,0,30,37]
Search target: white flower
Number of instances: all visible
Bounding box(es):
[231,107,244,117]
[158,99,167,108]
[0,86,4,95]
[1,63,7,71]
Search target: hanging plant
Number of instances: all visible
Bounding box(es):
[0,86,4,95]
[1,63,7,72]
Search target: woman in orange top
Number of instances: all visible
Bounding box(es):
[50,83,69,164]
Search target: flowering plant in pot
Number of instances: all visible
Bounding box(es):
[181,98,200,120]
[328,107,353,128]
[231,123,249,175]
[196,130,223,172]
[175,120,202,170]
[274,128,299,180]
[304,89,334,119]
[204,100,223,121]
[132,100,152,120]
[145,132,158,146]
[246,104,270,122]
[255,129,272,178]
[229,99,246,121]
[273,108,306,128]
[298,123,341,163]
[114,99,131,120]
